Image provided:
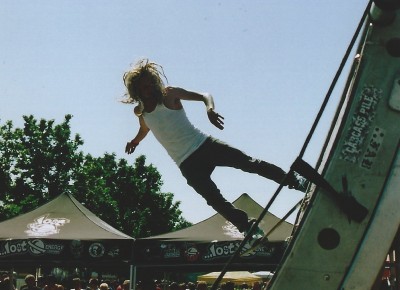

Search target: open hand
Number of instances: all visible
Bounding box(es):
[125,140,139,154]
[207,109,224,130]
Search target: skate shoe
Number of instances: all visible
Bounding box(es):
[286,172,309,192]
[243,219,266,247]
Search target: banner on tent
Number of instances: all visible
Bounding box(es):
[134,239,286,267]
[0,238,133,262]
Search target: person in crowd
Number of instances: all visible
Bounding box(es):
[225,281,235,290]
[155,280,162,290]
[36,277,45,290]
[70,278,82,290]
[86,279,99,290]
[109,281,119,290]
[43,275,64,290]
[196,282,207,290]
[134,281,142,290]
[121,281,129,290]
[251,282,261,290]
[102,281,112,290]
[123,59,308,238]
[168,282,179,290]
[20,275,40,290]
[186,282,195,290]
[380,277,391,290]
[99,284,108,290]
[0,272,16,290]
[115,281,122,290]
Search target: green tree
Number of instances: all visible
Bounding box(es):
[0,115,84,219]
[0,115,191,237]
[72,153,191,237]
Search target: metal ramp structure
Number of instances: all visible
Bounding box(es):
[209,2,400,289]
[268,1,400,289]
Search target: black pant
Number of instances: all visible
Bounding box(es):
[179,137,286,232]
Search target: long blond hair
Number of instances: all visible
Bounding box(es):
[122,59,168,104]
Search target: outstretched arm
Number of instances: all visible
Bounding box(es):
[125,115,150,154]
[165,86,225,130]
[202,92,224,130]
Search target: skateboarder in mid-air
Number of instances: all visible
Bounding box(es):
[123,59,306,238]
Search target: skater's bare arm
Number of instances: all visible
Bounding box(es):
[165,86,224,130]
[125,116,150,154]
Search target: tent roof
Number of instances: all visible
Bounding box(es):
[143,193,293,242]
[0,193,133,240]
[197,271,262,284]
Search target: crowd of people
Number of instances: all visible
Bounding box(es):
[0,271,274,290]
[0,273,130,290]
[136,280,270,290]
[1,271,396,290]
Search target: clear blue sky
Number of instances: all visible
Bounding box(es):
[1,0,368,224]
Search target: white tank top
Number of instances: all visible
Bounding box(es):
[143,103,208,166]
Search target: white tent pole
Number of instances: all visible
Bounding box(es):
[9,268,15,290]
[163,272,168,290]
[130,265,136,290]
[35,267,42,283]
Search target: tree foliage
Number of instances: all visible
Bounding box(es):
[0,115,191,237]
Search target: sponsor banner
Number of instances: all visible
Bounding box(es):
[0,239,132,261]
[134,240,285,266]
